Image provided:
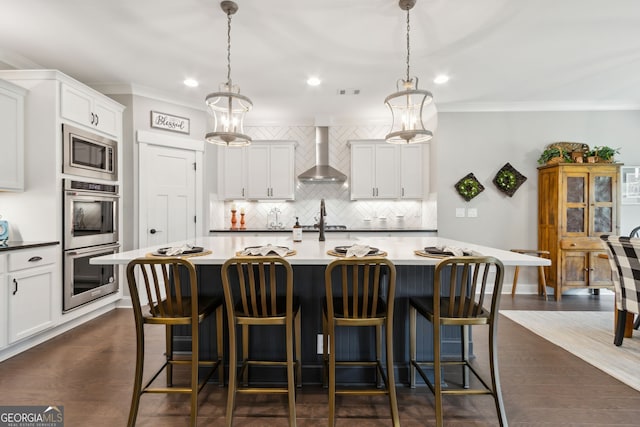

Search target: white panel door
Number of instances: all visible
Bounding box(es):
[145,145,196,247]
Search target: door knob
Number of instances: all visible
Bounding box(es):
[150,228,162,234]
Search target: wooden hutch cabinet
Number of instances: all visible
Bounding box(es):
[538,163,620,300]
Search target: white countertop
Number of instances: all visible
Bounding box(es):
[92,236,550,267]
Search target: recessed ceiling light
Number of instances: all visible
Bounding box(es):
[306,76,321,86]
[183,78,199,88]
[434,75,449,85]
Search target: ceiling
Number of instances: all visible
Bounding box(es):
[2,0,640,125]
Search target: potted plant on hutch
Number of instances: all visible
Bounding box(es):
[537,146,573,165]
[586,146,619,163]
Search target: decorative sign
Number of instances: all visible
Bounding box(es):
[150,111,190,134]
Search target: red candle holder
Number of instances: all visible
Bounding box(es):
[231,210,238,229]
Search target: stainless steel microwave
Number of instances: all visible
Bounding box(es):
[63,124,117,181]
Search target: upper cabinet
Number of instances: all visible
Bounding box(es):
[0,80,26,191]
[60,83,121,137]
[219,146,247,200]
[399,144,423,199]
[219,141,295,201]
[351,143,397,199]
[246,143,295,200]
[350,141,423,200]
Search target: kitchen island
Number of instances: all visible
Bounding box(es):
[93,236,549,385]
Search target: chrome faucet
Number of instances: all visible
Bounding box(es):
[319,199,326,241]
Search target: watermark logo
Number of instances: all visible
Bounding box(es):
[0,406,64,427]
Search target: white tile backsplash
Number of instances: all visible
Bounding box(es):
[212,125,436,230]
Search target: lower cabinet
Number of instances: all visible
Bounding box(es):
[5,247,57,344]
[560,243,613,291]
[0,255,6,348]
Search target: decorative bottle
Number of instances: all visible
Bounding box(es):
[292,217,302,242]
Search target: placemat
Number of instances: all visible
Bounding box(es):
[327,250,387,258]
[414,250,449,259]
[235,249,297,257]
[147,249,212,258]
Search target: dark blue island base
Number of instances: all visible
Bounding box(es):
[173,263,469,386]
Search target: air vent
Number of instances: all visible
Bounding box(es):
[336,88,360,96]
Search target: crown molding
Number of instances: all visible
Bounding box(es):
[91,83,206,111]
[437,101,640,112]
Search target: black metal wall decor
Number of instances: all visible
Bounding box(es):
[455,173,484,201]
[493,162,527,197]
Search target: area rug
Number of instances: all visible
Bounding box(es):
[500,310,640,391]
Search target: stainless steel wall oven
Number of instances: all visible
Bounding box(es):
[63,179,120,311]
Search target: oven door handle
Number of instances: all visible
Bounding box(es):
[66,243,120,257]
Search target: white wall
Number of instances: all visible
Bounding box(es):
[108,93,209,252]
[436,110,640,247]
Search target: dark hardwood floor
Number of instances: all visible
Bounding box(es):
[1,294,639,426]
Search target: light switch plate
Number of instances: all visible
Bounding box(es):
[467,208,478,218]
[455,208,466,218]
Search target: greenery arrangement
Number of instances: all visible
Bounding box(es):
[537,147,573,165]
[455,173,485,201]
[589,146,620,161]
[495,169,517,190]
[493,162,527,197]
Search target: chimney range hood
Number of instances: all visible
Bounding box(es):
[297,126,347,182]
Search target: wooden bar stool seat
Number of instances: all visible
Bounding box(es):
[322,257,399,427]
[125,257,224,427]
[221,256,301,427]
[409,256,508,427]
[510,249,550,300]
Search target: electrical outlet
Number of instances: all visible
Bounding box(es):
[317,334,323,354]
[467,208,478,218]
[455,208,466,218]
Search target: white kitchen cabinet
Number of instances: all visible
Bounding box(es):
[350,142,398,199]
[219,146,247,200]
[0,80,26,191]
[399,144,423,199]
[246,142,295,200]
[61,82,121,137]
[6,246,57,344]
[0,254,6,348]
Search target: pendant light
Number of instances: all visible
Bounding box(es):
[205,1,252,146]
[384,0,434,144]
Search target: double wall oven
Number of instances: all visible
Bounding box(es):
[62,124,120,311]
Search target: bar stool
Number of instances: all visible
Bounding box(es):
[221,256,301,427]
[126,257,224,427]
[322,257,399,427]
[409,256,507,427]
[510,249,550,300]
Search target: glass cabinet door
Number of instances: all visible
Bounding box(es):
[590,174,615,235]
[564,174,587,234]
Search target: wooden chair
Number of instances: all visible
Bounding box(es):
[409,256,507,427]
[600,235,640,346]
[323,257,399,427]
[126,257,224,427]
[510,249,550,300]
[221,256,301,427]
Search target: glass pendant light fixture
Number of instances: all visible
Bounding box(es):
[384,0,434,144]
[205,1,252,146]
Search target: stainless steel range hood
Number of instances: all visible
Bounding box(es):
[298,126,347,182]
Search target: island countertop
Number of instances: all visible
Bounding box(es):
[92,235,549,267]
